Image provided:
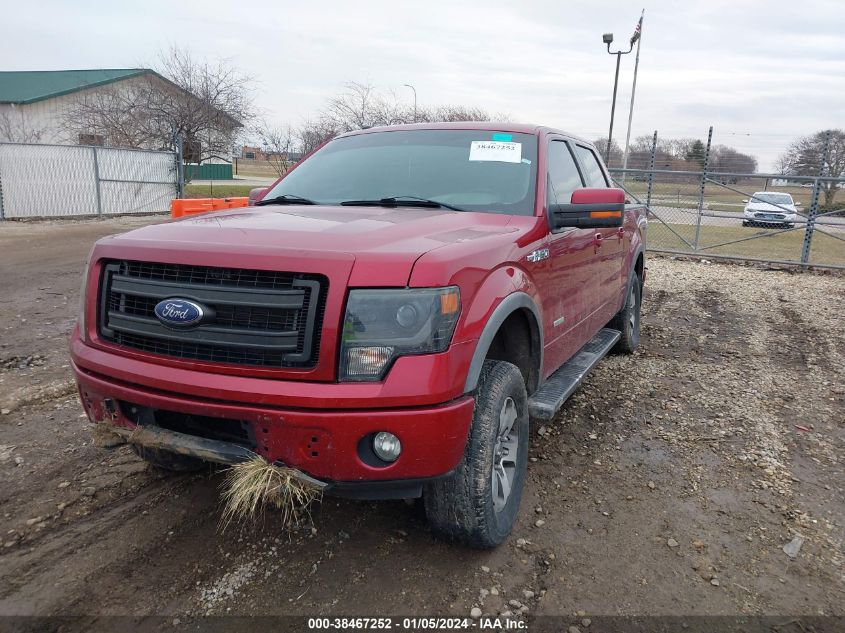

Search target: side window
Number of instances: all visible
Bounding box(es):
[573,145,608,187]
[547,141,583,205]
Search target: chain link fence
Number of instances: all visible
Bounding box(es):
[609,129,845,269]
[0,142,178,219]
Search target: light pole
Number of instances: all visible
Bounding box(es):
[404,84,417,123]
[602,32,633,165]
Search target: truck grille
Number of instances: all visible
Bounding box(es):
[98,260,327,369]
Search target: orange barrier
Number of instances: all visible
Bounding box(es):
[170,197,249,219]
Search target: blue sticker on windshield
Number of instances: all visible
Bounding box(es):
[492,133,513,142]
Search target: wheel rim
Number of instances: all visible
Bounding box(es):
[628,284,637,332]
[491,397,519,513]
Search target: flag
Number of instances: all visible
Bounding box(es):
[630,12,643,45]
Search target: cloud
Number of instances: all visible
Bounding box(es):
[1,0,842,169]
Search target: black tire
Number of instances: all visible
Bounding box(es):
[424,360,528,549]
[610,271,642,354]
[131,445,207,472]
[742,220,749,227]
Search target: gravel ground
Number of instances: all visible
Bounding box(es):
[0,217,842,626]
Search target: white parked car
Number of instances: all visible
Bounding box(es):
[742,192,799,228]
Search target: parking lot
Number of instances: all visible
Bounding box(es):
[0,217,843,623]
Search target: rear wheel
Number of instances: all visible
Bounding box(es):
[610,272,642,354]
[424,360,528,549]
[131,445,207,472]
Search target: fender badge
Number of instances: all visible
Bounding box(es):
[527,248,549,263]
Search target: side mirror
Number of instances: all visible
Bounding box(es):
[742,198,749,203]
[551,188,625,229]
[248,187,269,206]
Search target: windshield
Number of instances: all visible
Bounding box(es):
[753,193,793,205]
[263,129,538,215]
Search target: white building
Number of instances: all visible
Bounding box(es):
[0,69,240,163]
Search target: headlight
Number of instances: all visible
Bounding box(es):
[77,257,91,343]
[339,287,461,381]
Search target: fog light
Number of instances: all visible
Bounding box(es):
[373,431,402,462]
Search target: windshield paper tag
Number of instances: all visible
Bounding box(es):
[469,141,522,164]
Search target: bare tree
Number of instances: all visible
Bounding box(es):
[322,82,407,132]
[709,146,757,181]
[63,46,254,161]
[0,109,46,143]
[253,122,296,177]
[60,85,160,148]
[593,137,623,167]
[152,46,254,160]
[629,134,657,154]
[418,104,496,123]
[290,82,496,154]
[778,129,845,207]
[664,138,699,160]
[773,153,792,176]
[296,119,338,156]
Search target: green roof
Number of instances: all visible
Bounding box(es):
[0,69,150,104]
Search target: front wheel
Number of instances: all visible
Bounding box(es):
[424,360,528,549]
[610,271,642,354]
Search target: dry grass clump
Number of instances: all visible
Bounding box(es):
[91,422,129,448]
[220,456,323,530]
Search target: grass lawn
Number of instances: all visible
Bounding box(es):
[649,222,844,267]
[234,161,284,179]
[184,184,255,198]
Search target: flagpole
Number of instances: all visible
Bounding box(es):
[621,10,644,182]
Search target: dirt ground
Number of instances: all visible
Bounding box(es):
[0,216,843,626]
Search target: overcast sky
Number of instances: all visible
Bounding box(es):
[3,0,843,169]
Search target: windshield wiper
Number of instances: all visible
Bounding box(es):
[255,194,316,206]
[340,196,465,212]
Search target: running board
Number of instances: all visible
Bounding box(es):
[528,328,621,420]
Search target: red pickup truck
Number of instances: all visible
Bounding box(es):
[70,122,646,548]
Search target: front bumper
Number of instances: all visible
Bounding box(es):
[72,359,475,495]
[744,210,797,224]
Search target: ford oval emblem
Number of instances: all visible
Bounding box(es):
[154,298,205,328]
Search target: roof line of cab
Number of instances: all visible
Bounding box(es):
[336,121,592,146]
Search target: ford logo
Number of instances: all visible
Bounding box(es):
[154,299,205,328]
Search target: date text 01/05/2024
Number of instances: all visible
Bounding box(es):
[306,616,527,630]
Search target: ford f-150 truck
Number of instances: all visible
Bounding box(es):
[70,122,646,548]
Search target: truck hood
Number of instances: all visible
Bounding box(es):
[99,205,520,286]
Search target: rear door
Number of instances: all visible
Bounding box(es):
[571,144,624,327]
[541,139,599,375]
